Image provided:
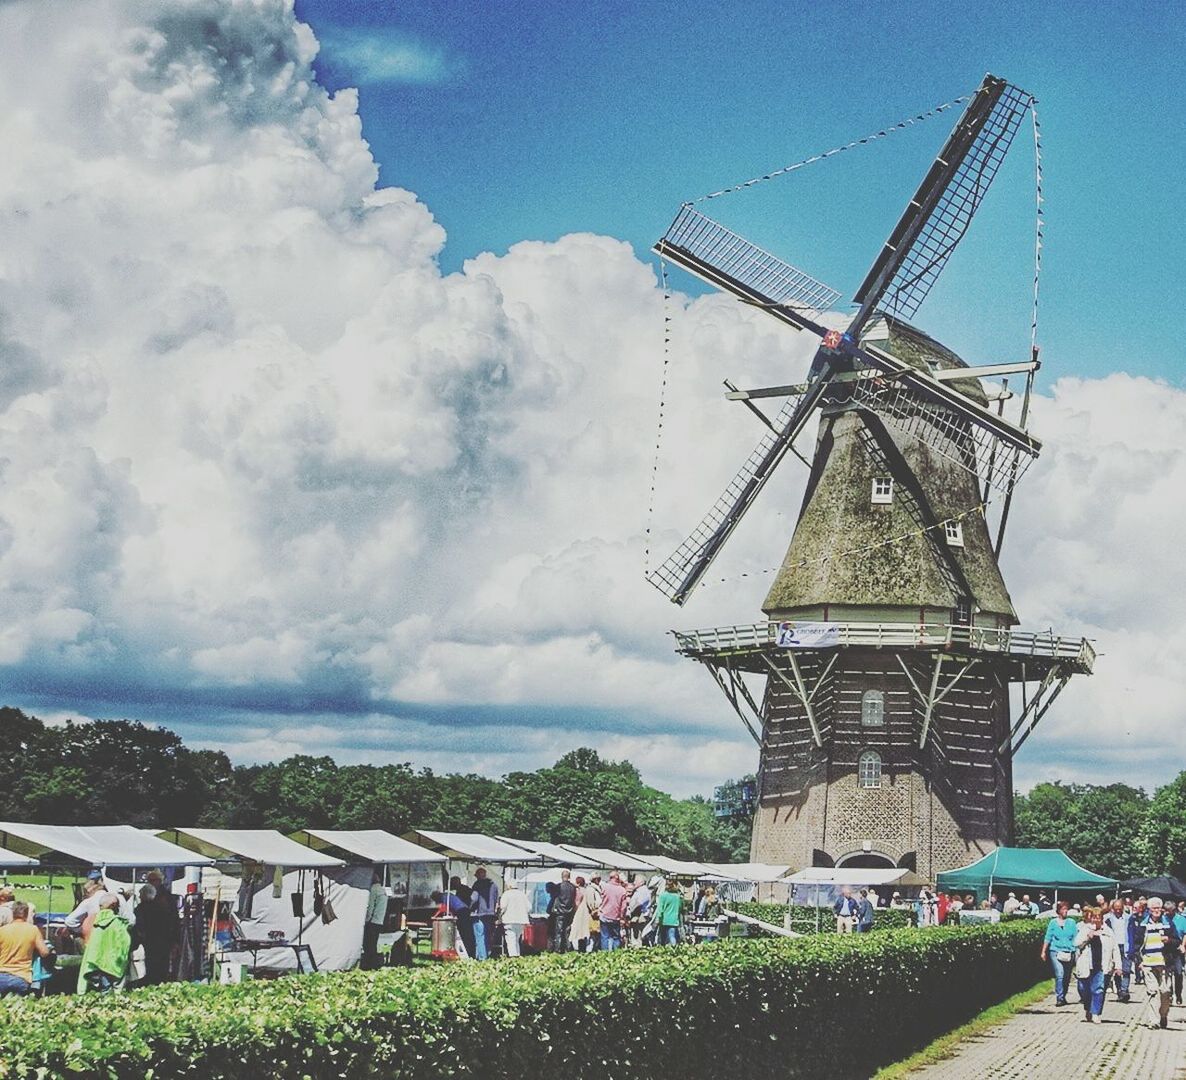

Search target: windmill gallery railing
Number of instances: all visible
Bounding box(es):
[672,620,1096,674]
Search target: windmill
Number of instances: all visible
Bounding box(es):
[652,75,1095,879]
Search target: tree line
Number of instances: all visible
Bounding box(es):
[0,708,753,862]
[1014,778,1186,880]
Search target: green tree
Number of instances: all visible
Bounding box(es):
[1140,772,1186,879]
[1014,781,1149,879]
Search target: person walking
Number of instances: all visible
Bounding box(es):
[1131,896,1183,1029]
[1171,900,1186,1005]
[1074,907,1121,1024]
[856,889,876,933]
[834,887,859,933]
[550,870,577,953]
[1040,900,1078,1006]
[1104,898,1132,1003]
[470,868,500,961]
[655,879,683,946]
[1129,897,1148,987]
[0,902,51,997]
[598,872,628,951]
[497,881,530,957]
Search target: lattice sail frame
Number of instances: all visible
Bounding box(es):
[862,82,1033,322]
[662,205,842,315]
[849,360,1034,494]
[646,390,809,602]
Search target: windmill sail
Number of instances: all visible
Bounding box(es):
[647,369,834,605]
[655,207,841,331]
[853,76,1033,323]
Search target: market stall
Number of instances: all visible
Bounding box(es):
[936,847,1119,904]
[159,828,349,973]
[291,828,445,916]
[699,862,792,903]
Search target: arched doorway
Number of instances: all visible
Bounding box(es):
[836,851,896,870]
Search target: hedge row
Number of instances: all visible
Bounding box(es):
[0,922,1044,1079]
[732,901,914,931]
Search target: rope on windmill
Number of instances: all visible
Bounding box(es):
[694,504,990,590]
[694,93,976,204]
[643,254,673,574]
[1029,98,1044,354]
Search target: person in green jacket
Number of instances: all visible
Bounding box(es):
[78,894,131,993]
[656,879,683,946]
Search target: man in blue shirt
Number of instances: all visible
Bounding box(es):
[833,887,859,933]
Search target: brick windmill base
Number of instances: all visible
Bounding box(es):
[676,621,1094,881]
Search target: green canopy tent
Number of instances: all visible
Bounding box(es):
[936,847,1118,902]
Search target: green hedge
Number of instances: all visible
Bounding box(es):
[0,923,1044,1079]
[732,901,914,931]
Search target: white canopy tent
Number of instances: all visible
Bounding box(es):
[159,828,355,972]
[497,838,587,866]
[785,866,918,908]
[402,831,542,864]
[160,829,344,868]
[291,829,445,912]
[698,862,793,903]
[701,863,792,882]
[403,831,547,900]
[631,854,714,877]
[558,845,657,875]
[0,823,212,869]
[0,844,38,867]
[292,829,445,866]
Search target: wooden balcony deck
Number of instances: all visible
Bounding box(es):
[672,621,1096,680]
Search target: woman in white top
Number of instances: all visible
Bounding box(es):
[1074,907,1122,1023]
[498,882,531,957]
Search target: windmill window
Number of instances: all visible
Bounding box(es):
[944,521,964,547]
[954,598,972,625]
[861,689,885,727]
[858,751,882,789]
[871,477,894,505]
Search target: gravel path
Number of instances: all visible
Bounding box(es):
[910,988,1186,1078]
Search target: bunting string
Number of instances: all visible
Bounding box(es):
[694,93,975,204]
[694,504,990,590]
[643,255,672,574]
[1029,99,1044,354]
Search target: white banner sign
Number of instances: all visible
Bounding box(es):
[775,622,840,649]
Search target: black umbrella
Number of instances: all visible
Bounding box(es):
[1120,875,1186,901]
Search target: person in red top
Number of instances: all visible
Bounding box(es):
[598,872,628,951]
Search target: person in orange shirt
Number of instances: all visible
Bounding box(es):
[0,901,52,997]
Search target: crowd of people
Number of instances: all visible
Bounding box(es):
[0,871,180,996]
[427,868,725,959]
[1041,894,1186,1029]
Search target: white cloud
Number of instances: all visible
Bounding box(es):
[320,29,462,86]
[0,0,1180,801]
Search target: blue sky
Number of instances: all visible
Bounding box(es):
[299,0,1184,386]
[2,0,1184,802]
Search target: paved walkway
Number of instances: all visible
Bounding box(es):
[910,988,1186,1078]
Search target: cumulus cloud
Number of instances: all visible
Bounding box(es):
[0,0,1178,798]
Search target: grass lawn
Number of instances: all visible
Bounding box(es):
[871,979,1051,1078]
[1,871,79,913]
